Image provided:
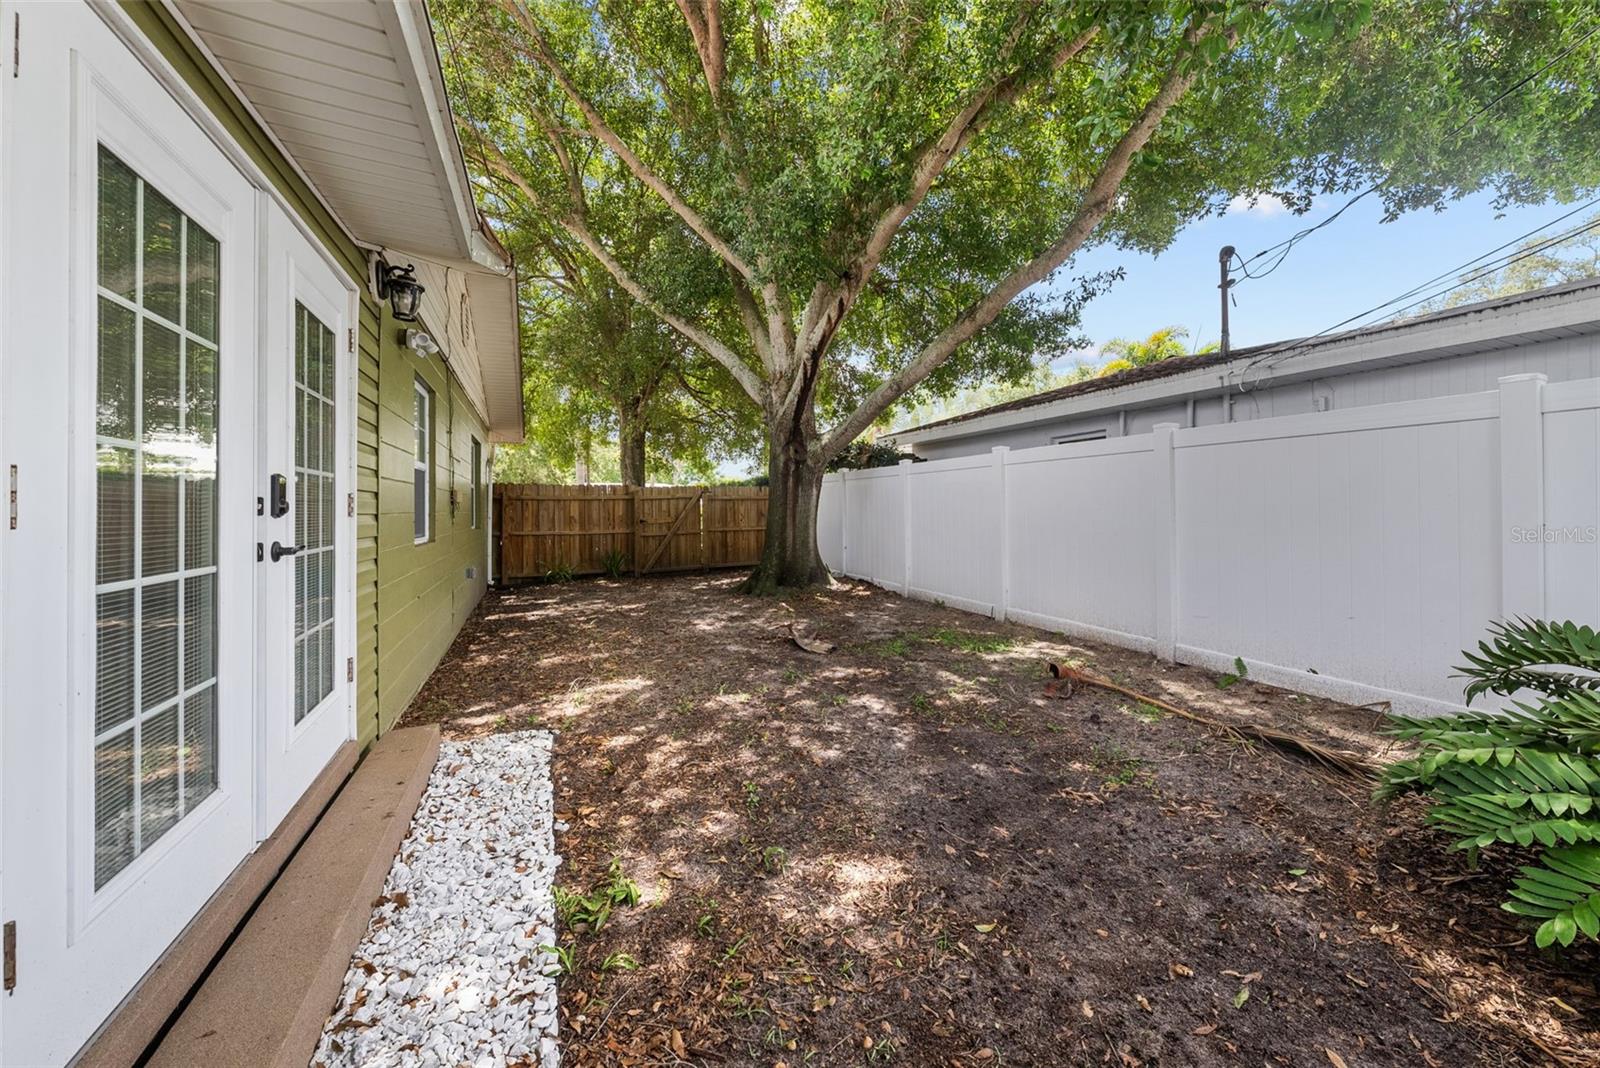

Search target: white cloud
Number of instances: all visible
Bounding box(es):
[1225,193,1291,218]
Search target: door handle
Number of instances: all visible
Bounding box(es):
[269,541,302,562]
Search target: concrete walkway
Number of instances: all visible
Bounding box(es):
[147,726,440,1068]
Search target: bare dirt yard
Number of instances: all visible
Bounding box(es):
[401,573,1599,1067]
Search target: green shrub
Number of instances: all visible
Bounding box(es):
[600,548,628,579]
[1377,619,1600,948]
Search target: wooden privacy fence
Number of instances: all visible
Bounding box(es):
[493,483,768,581]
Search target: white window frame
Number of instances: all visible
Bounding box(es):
[470,436,482,529]
[413,378,432,544]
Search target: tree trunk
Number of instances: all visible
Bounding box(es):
[741,424,829,594]
[618,403,647,486]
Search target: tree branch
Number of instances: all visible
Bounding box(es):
[562,213,767,407]
[495,0,759,284]
[797,20,1102,359]
[820,23,1217,458]
[674,0,793,377]
[473,133,768,407]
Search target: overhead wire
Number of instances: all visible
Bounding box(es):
[1230,20,1600,283]
[1229,204,1600,389]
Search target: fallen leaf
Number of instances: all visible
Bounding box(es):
[1081,1000,1094,1019]
[1135,994,1152,1013]
[1231,987,1250,1009]
[670,1029,687,1058]
[1191,1023,1217,1036]
[974,923,997,933]
[1325,1049,1349,1068]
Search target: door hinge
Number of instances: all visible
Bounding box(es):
[8,464,17,529]
[13,13,20,79]
[347,327,355,354]
[346,657,354,683]
[347,492,355,518]
[4,920,16,992]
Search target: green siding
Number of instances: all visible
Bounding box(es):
[120,3,489,747]
[374,317,489,731]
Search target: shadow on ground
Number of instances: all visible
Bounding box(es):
[402,573,1598,1068]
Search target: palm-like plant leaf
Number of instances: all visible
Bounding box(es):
[1502,846,1600,947]
[1381,619,1600,948]
[1456,618,1600,703]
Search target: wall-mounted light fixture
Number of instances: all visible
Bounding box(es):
[376,259,425,322]
[405,328,441,357]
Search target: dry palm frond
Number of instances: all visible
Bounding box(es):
[1046,662,1382,780]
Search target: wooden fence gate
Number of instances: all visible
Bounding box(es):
[493,483,768,581]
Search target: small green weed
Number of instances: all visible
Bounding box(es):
[539,942,576,976]
[1123,701,1168,723]
[927,628,1016,654]
[865,1037,900,1062]
[542,561,577,583]
[1089,742,1147,788]
[554,857,641,932]
[601,951,639,972]
[1215,656,1249,689]
[694,896,720,936]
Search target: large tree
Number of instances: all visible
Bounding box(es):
[492,204,758,485]
[439,0,1600,591]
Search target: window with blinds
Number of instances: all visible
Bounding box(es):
[94,146,220,890]
[295,303,336,723]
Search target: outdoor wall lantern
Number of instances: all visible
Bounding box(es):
[378,260,425,322]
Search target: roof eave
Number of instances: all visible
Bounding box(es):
[890,283,1600,446]
[373,0,479,262]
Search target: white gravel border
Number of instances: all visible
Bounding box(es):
[313,730,561,1068]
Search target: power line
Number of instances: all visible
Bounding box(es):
[1231,20,1600,283]
[1230,204,1600,387]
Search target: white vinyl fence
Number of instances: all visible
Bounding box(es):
[821,373,1600,715]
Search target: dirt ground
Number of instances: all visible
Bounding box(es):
[401,573,1599,1068]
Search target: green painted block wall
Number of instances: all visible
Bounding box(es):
[121,3,489,747]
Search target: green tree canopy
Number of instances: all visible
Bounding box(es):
[1413,211,1600,315]
[438,0,1600,588]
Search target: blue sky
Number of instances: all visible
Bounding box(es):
[710,191,1585,475]
[1053,190,1583,364]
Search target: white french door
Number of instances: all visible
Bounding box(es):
[1,5,354,1064]
[1,5,256,1064]
[256,204,354,838]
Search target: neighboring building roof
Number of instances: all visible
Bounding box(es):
[889,277,1600,446]
[169,0,525,441]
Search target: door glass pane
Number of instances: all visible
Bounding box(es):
[294,303,336,723]
[93,145,220,889]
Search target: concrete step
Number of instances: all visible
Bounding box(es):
[146,726,440,1068]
